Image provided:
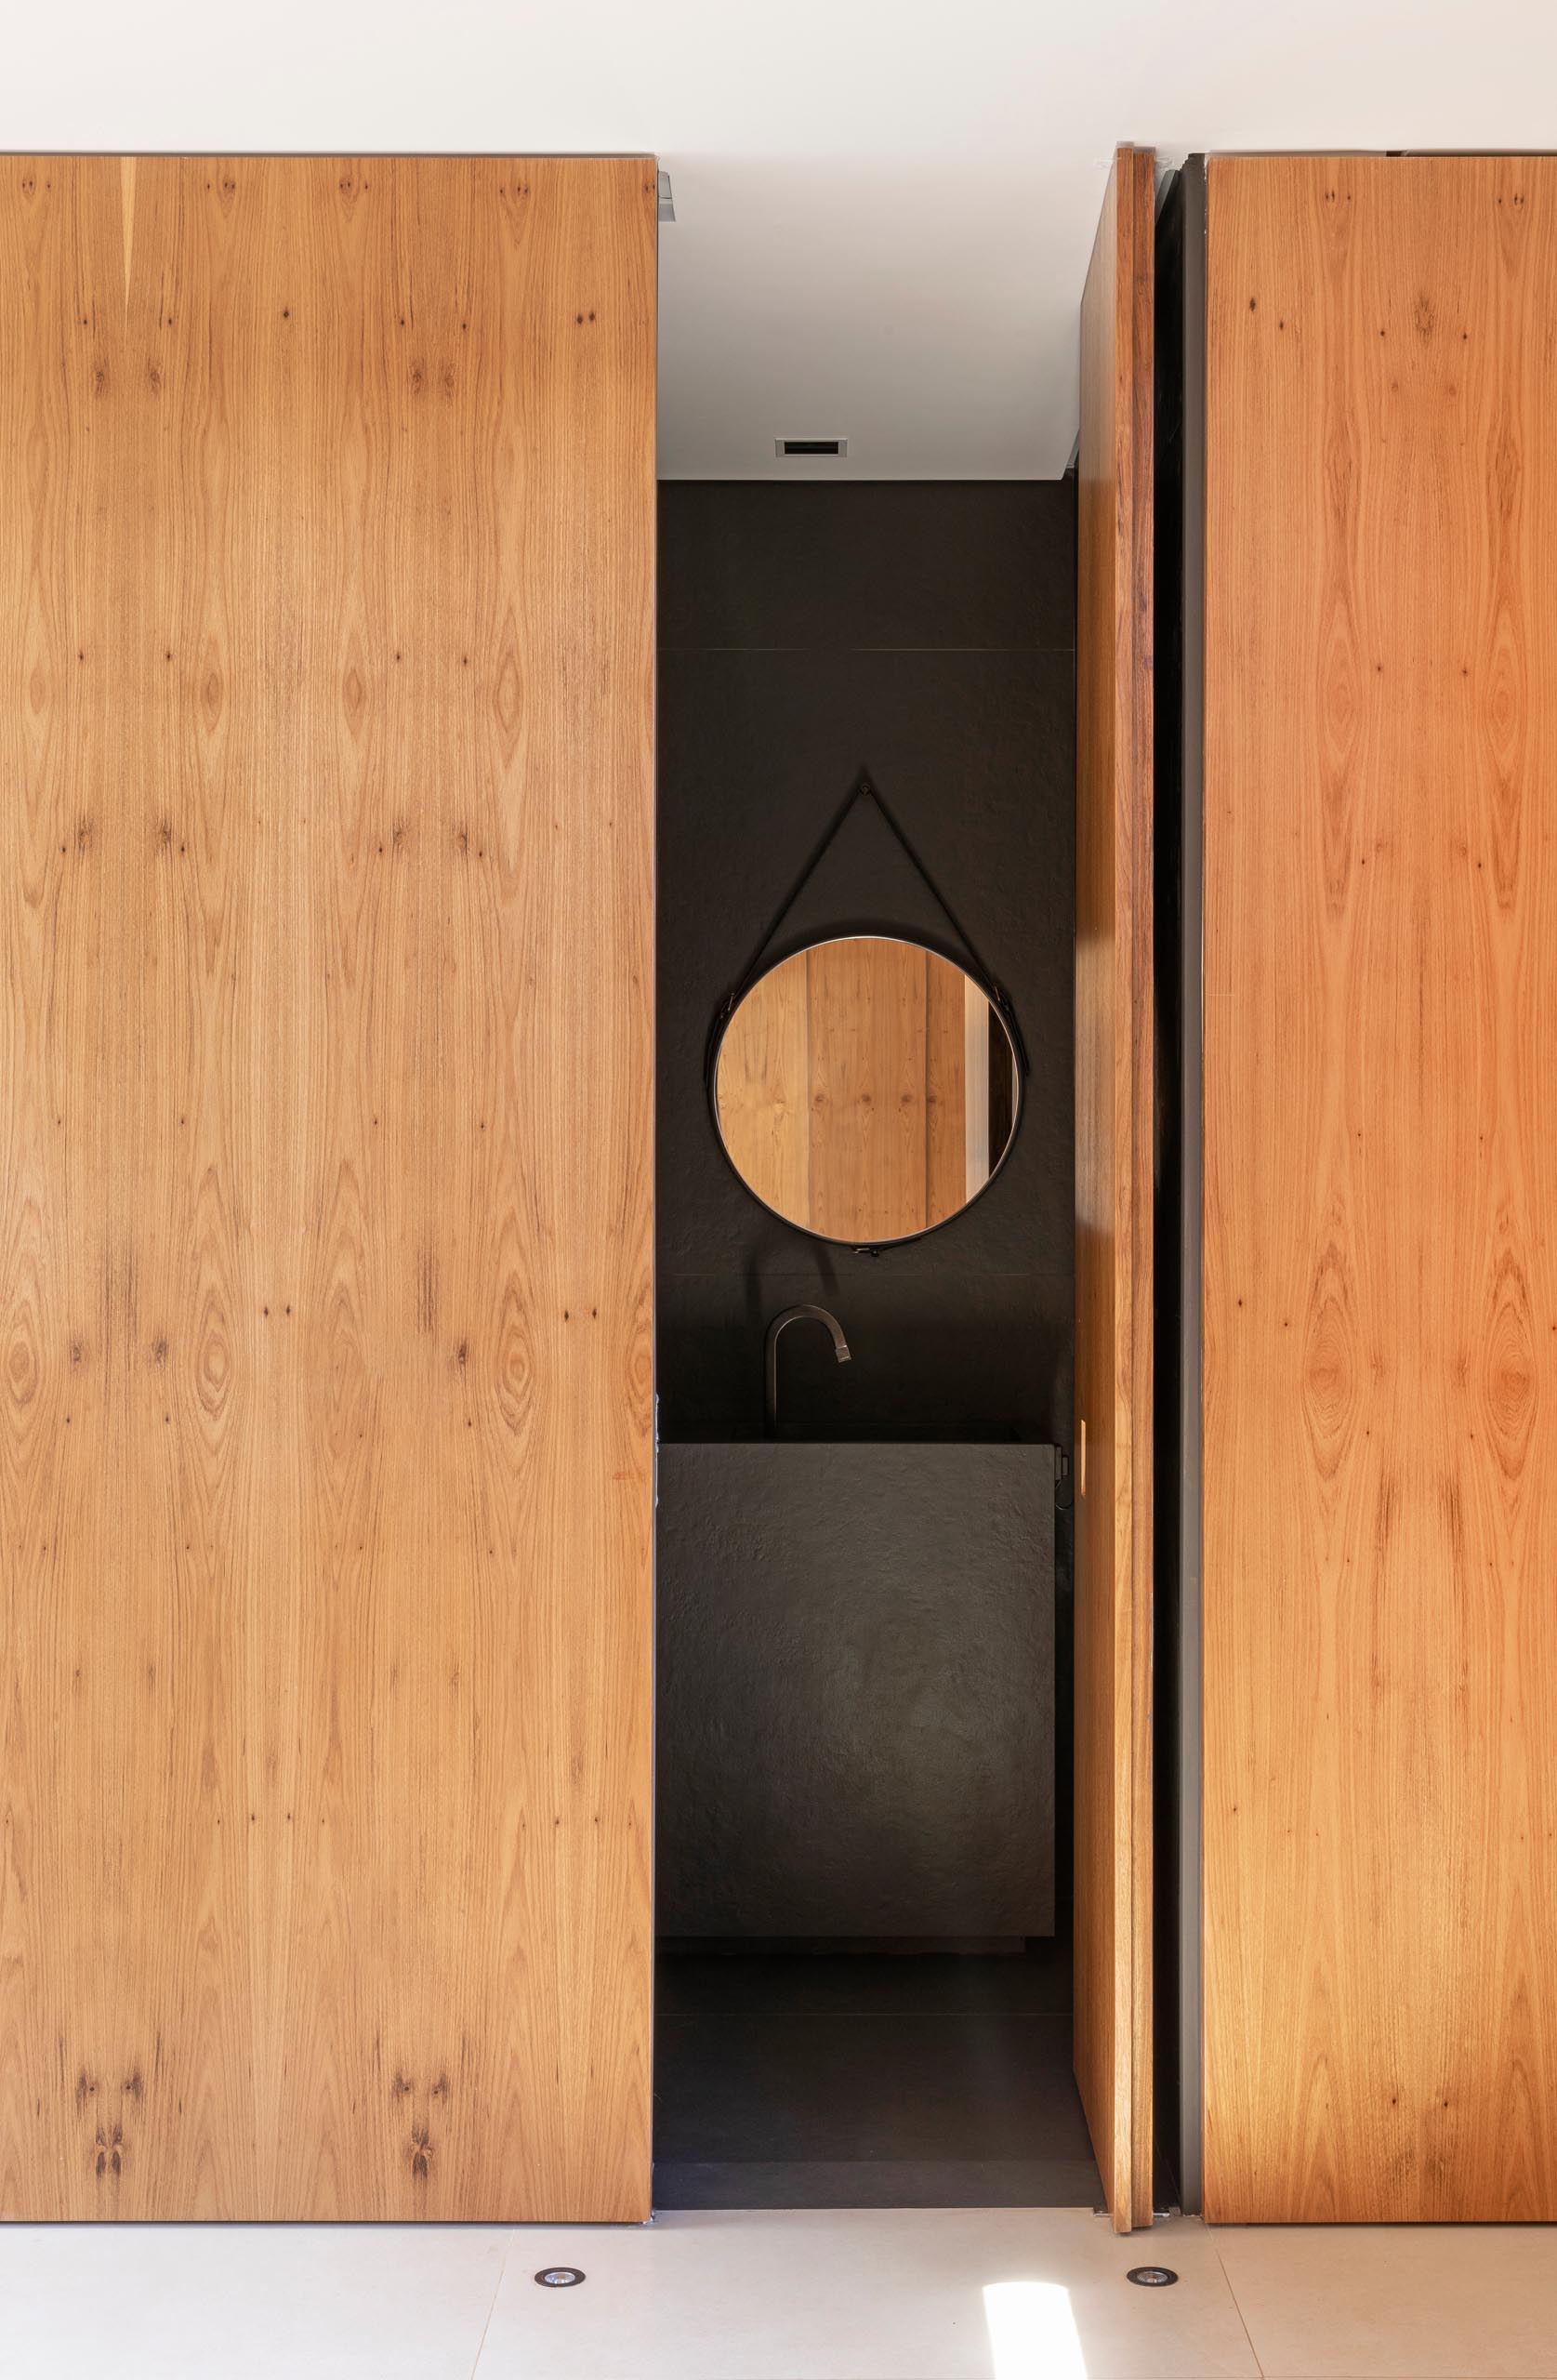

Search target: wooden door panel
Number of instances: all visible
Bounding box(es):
[1203,153,1557,2222]
[0,155,655,2221]
[1075,141,1155,2234]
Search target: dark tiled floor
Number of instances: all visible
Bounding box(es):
[653,1943,1100,2210]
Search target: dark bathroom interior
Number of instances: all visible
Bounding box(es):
[653,480,1091,2211]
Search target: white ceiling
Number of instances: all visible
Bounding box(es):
[7,0,1557,478]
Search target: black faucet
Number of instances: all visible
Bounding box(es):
[764,1304,851,1438]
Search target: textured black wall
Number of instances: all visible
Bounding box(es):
[657,482,1077,1447]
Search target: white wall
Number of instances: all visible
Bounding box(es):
[7,0,1556,476]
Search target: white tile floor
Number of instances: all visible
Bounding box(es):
[2,2209,1554,2380]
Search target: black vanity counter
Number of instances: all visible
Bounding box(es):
[655,1439,1056,1943]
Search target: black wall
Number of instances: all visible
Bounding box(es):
[657,482,1077,1448]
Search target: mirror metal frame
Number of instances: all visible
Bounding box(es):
[706,932,1025,1253]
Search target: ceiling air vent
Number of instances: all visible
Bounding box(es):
[776,436,849,457]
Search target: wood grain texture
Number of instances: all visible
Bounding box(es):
[1203,153,1557,2222]
[714,946,811,1225]
[964,976,994,1207]
[1075,142,1155,2234]
[807,935,928,1242]
[924,953,967,1224]
[714,938,1009,1243]
[0,154,656,2222]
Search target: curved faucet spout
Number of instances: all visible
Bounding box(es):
[764,1304,851,1439]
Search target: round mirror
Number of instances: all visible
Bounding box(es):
[712,934,1021,1246]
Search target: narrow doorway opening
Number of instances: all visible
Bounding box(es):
[652,480,1093,2212]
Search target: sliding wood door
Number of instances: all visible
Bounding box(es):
[0,155,656,2221]
[1203,153,1557,2221]
[1075,141,1155,2233]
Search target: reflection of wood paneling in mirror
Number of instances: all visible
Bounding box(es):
[808,937,928,1242]
[714,937,1016,1243]
[961,974,991,1209]
[714,951,811,1223]
[925,952,969,1225]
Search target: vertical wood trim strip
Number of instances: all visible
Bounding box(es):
[1175,153,1208,2221]
[1121,139,1157,2234]
[1075,140,1155,2233]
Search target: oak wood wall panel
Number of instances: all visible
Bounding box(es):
[1203,153,1557,2222]
[0,154,656,2221]
[1075,141,1155,2234]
